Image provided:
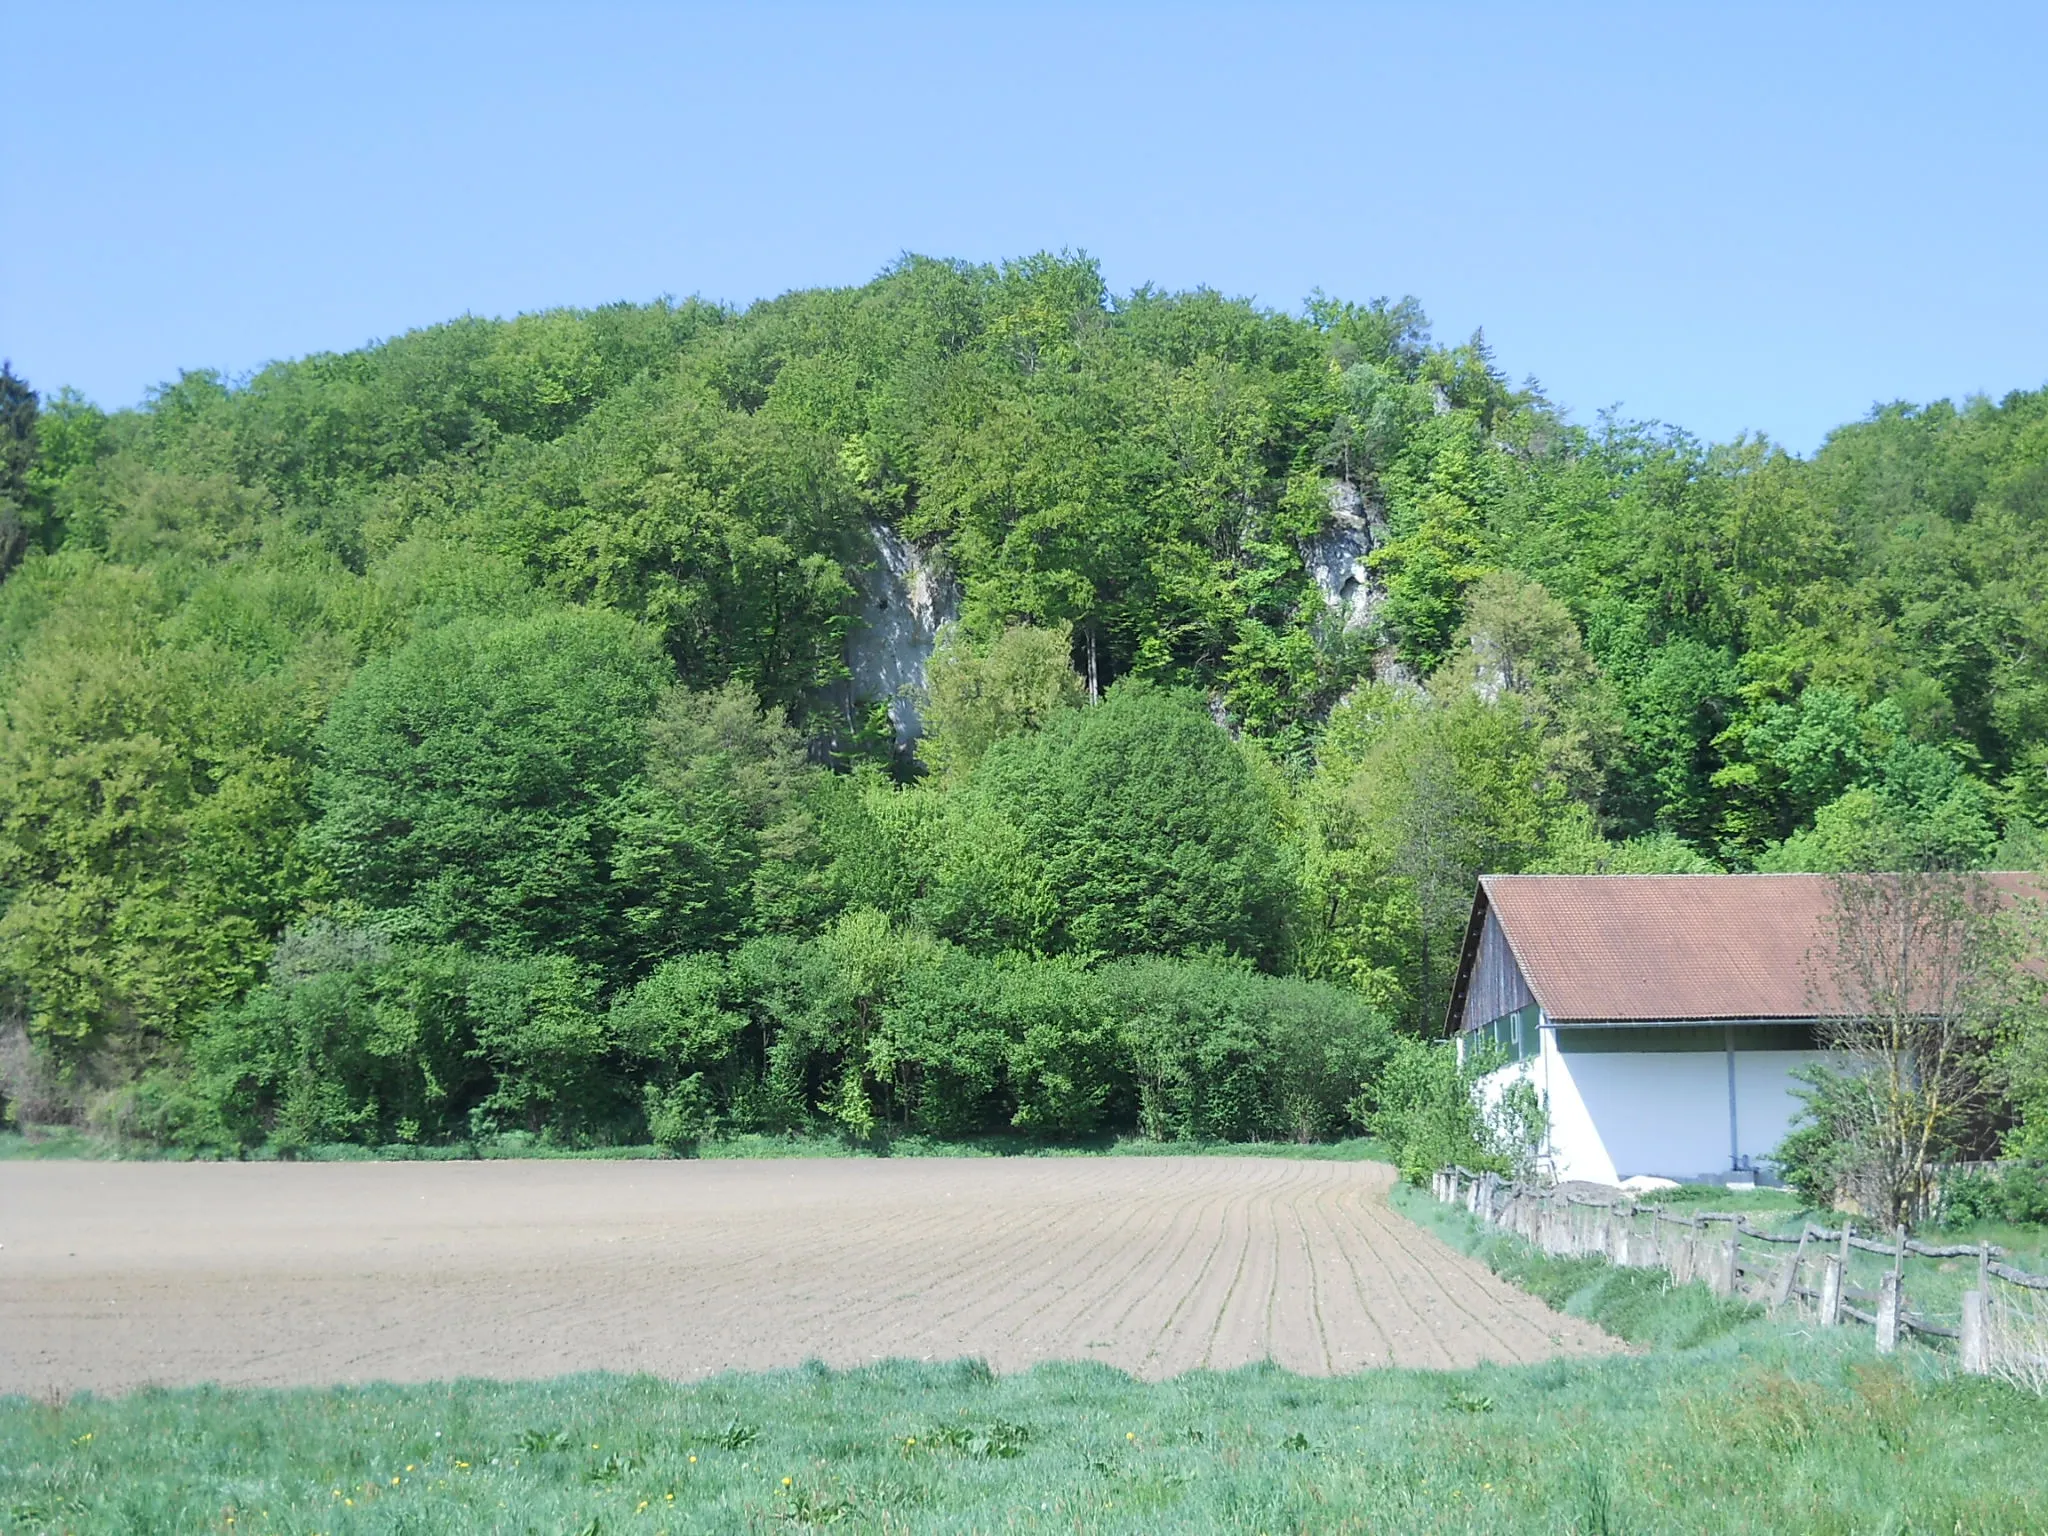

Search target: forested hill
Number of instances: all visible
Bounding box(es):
[0,252,2043,1151]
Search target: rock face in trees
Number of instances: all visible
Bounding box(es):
[835,523,959,747]
[1302,480,1387,634]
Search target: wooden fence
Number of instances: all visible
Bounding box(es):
[1432,1167,2048,1386]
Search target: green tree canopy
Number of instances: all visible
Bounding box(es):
[916,623,1085,777]
[308,605,667,969]
[965,681,1292,965]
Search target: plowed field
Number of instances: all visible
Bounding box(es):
[0,1157,1619,1393]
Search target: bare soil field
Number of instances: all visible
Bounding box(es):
[0,1156,1618,1394]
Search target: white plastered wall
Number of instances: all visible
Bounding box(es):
[1479,1023,1827,1184]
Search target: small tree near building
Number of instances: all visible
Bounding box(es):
[1782,870,2027,1227]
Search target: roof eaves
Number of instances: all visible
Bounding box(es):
[1476,873,1559,1023]
[1545,1013,1825,1026]
[1440,882,1493,1038]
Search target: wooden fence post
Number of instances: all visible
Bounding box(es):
[1716,1235,1740,1298]
[1961,1288,1990,1374]
[1621,1207,1650,1268]
[1772,1225,1809,1312]
[1818,1256,1843,1326]
[1876,1271,1901,1354]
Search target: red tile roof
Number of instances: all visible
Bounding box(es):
[1459,872,2041,1025]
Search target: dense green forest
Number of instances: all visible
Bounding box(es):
[1,253,2043,1153]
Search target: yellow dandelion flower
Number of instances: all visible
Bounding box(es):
[782,1477,793,1488]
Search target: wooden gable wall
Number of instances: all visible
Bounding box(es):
[1459,905,1536,1033]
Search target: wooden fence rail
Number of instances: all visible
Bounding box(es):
[1430,1167,2048,1384]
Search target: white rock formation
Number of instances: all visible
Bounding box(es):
[839,522,959,745]
[1302,480,1387,635]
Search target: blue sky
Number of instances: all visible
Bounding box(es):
[4,3,2042,453]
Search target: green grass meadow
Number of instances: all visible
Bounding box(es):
[10,1187,2048,1534]
[6,1339,2046,1534]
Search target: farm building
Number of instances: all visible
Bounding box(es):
[1443,872,2032,1186]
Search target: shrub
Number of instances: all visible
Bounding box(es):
[875,950,1033,1137]
[643,1075,713,1155]
[184,923,612,1150]
[1939,1163,2048,1227]
[176,920,1400,1154]
[1355,1035,1526,1181]
[997,957,1121,1138]
[606,953,747,1122]
[1110,958,1394,1143]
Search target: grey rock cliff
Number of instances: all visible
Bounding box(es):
[837,522,959,745]
[1302,479,1387,635]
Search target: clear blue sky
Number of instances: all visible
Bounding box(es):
[5,3,2043,454]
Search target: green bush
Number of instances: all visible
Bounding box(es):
[997,956,1123,1137]
[1356,1035,1526,1181]
[1111,958,1393,1142]
[1940,1163,2048,1226]
[1774,1111,1847,1209]
[184,923,613,1150]
[642,1074,713,1155]
[162,874,1394,1154]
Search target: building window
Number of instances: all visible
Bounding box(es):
[1478,1003,1540,1062]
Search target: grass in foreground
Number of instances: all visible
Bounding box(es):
[7,1344,2047,1535]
